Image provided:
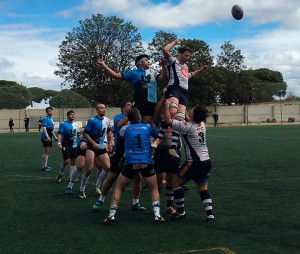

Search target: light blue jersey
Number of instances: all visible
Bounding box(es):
[113,113,126,152]
[84,116,111,149]
[120,123,158,164]
[58,121,80,148]
[121,68,160,103]
[40,116,54,140]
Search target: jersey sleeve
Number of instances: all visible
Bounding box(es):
[164,55,176,66]
[41,117,48,127]
[119,125,127,137]
[83,118,93,134]
[171,119,190,134]
[58,122,65,134]
[121,70,133,81]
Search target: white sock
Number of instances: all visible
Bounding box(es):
[42,155,48,168]
[108,205,118,218]
[68,169,80,188]
[69,165,76,179]
[96,170,108,188]
[132,198,139,205]
[59,163,67,175]
[152,201,161,217]
[80,175,89,192]
[99,195,106,202]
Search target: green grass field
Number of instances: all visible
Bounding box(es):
[1,125,300,254]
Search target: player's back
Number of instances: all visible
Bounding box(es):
[123,122,157,164]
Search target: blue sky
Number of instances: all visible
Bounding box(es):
[1,0,300,97]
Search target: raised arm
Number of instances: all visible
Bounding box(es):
[97,57,122,79]
[190,65,210,77]
[163,99,173,127]
[162,38,182,59]
[156,58,168,82]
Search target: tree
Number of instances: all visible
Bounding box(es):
[248,68,287,102]
[183,39,215,106]
[49,89,91,108]
[147,30,178,63]
[0,80,31,109]
[55,14,144,106]
[217,41,246,72]
[216,41,247,105]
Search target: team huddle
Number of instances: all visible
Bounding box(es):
[40,38,214,224]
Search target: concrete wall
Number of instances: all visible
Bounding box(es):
[1,103,299,131]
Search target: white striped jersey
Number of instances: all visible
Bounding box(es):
[171,120,210,162]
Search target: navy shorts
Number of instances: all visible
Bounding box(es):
[62,146,78,160]
[133,100,156,117]
[165,86,188,107]
[154,147,180,174]
[121,164,155,179]
[177,160,212,184]
[41,139,52,148]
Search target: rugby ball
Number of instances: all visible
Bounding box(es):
[231,5,243,20]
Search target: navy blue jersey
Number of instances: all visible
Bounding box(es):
[58,121,80,148]
[120,123,158,164]
[84,115,111,149]
[121,68,160,103]
[113,113,127,152]
[40,116,54,140]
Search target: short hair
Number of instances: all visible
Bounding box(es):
[178,46,191,54]
[135,54,149,67]
[45,106,53,112]
[67,110,74,116]
[193,106,207,123]
[127,107,140,123]
[120,101,132,113]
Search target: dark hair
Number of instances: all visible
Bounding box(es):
[45,106,53,112]
[67,110,74,116]
[178,46,191,54]
[135,54,149,67]
[120,101,131,113]
[127,107,140,123]
[193,106,207,123]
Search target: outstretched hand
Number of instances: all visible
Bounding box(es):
[97,57,105,65]
[202,65,210,71]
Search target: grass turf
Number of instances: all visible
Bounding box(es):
[0,125,299,254]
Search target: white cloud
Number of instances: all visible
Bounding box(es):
[0,24,64,90]
[235,28,300,95]
[1,0,300,97]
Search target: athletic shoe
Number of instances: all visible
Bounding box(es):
[103,216,115,225]
[95,186,101,195]
[151,139,161,148]
[166,206,176,215]
[93,200,103,211]
[65,187,73,195]
[56,174,63,183]
[42,166,52,172]
[154,216,165,224]
[206,215,215,223]
[168,149,180,158]
[170,211,186,221]
[79,191,86,199]
[132,203,146,211]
